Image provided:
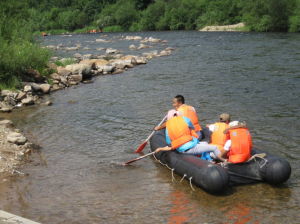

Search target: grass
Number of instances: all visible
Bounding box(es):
[54,58,77,67]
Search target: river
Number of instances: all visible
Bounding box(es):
[0,31,299,223]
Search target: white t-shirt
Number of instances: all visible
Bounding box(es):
[224,140,232,151]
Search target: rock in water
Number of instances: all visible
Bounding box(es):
[21,97,34,105]
[39,84,51,94]
[7,132,27,145]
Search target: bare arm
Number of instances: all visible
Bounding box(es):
[155,146,173,153]
[223,124,247,134]
[154,121,166,131]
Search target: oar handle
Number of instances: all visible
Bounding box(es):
[145,115,167,142]
[124,151,155,165]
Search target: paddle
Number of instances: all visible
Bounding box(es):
[135,115,167,153]
[123,152,155,165]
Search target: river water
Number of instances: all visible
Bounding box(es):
[0,31,299,223]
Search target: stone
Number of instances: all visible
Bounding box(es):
[96,38,109,42]
[16,92,26,101]
[30,83,42,92]
[65,64,92,76]
[159,50,171,56]
[50,73,61,81]
[129,44,137,50]
[51,84,62,91]
[23,85,32,92]
[0,119,13,126]
[4,96,16,106]
[39,84,51,94]
[43,100,52,106]
[82,54,92,60]
[0,107,12,113]
[60,77,68,86]
[102,65,115,73]
[73,53,82,59]
[137,44,150,50]
[106,48,119,54]
[125,36,142,40]
[7,132,27,145]
[68,74,83,83]
[135,56,148,64]
[1,90,15,97]
[21,97,34,105]
[57,67,72,77]
[47,63,58,71]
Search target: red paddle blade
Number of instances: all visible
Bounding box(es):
[135,141,148,153]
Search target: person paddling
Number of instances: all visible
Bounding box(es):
[154,95,203,139]
[154,111,225,162]
[222,121,252,163]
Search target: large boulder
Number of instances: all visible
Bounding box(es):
[16,92,27,101]
[23,85,32,93]
[65,64,92,76]
[39,84,51,94]
[7,132,27,145]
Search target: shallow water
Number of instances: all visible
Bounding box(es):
[0,31,299,223]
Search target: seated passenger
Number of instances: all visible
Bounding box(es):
[207,113,231,157]
[223,121,252,163]
[154,111,225,162]
[155,95,203,139]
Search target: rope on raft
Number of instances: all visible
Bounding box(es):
[151,150,195,191]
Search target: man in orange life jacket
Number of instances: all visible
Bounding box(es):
[154,95,203,139]
[223,121,252,163]
[207,113,231,158]
[154,111,225,162]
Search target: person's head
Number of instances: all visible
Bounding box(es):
[219,113,231,123]
[172,95,185,109]
[167,109,178,120]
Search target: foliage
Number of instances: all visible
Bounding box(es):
[54,58,77,67]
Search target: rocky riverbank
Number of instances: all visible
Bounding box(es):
[199,23,246,32]
[0,120,36,178]
[0,35,174,176]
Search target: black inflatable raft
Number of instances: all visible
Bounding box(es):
[149,130,291,194]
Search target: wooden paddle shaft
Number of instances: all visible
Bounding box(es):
[124,152,155,165]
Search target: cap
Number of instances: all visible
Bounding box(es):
[167,109,178,120]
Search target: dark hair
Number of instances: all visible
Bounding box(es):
[175,95,185,104]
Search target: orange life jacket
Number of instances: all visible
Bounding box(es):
[177,104,202,132]
[166,116,196,149]
[228,128,252,163]
[210,122,229,153]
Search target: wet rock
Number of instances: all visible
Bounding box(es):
[7,132,27,145]
[165,47,175,51]
[43,100,52,106]
[129,44,137,50]
[106,48,119,54]
[60,77,68,86]
[135,56,148,64]
[68,74,83,83]
[125,36,142,40]
[101,65,115,73]
[141,37,161,43]
[159,50,172,56]
[96,38,109,42]
[82,54,93,60]
[21,96,34,105]
[96,47,104,51]
[82,80,94,84]
[0,107,12,113]
[57,67,72,77]
[65,46,79,51]
[39,84,51,94]
[138,44,150,50]
[0,119,13,127]
[51,84,62,91]
[4,95,17,107]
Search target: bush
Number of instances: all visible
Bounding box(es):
[103,25,124,32]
